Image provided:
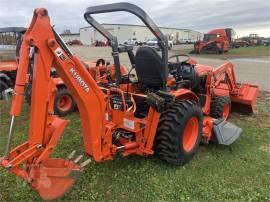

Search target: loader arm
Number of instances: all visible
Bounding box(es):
[206,62,258,113]
[211,62,237,92]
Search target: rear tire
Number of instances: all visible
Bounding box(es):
[210,96,231,120]
[0,80,9,100]
[54,88,75,117]
[155,100,203,166]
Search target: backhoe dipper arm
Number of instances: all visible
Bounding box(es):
[1,8,107,200]
[3,7,107,166]
[20,9,106,159]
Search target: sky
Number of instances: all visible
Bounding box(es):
[0,0,270,37]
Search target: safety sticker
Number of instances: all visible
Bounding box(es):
[123,118,135,130]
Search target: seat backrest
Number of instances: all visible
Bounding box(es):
[135,47,166,90]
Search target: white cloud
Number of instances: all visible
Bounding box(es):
[0,0,269,37]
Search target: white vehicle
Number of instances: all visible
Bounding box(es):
[123,38,143,46]
[146,38,173,50]
[183,39,197,44]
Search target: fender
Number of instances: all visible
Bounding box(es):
[0,72,13,86]
[172,88,199,102]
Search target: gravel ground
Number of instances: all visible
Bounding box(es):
[70,46,270,91]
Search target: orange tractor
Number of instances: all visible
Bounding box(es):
[0,3,258,200]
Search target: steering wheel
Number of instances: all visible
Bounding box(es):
[96,58,106,67]
[169,54,190,64]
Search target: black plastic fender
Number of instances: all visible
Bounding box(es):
[0,73,12,86]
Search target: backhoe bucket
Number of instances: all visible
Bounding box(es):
[231,83,259,113]
[30,159,82,200]
[1,149,91,200]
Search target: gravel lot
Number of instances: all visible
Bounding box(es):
[70,46,270,91]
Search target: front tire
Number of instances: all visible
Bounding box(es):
[155,100,203,166]
[0,80,9,100]
[210,96,231,120]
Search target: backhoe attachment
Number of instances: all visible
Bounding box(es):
[0,8,96,200]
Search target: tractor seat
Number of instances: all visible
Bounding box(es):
[135,47,166,91]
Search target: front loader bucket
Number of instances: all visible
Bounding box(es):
[212,119,242,145]
[231,83,259,114]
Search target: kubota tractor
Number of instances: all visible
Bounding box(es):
[192,28,235,54]
[0,3,258,200]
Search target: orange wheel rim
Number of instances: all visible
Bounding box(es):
[223,104,230,120]
[57,95,72,111]
[183,117,199,152]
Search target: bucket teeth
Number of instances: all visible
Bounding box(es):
[74,155,83,164]
[67,150,76,160]
[80,159,92,168]
[67,151,90,168]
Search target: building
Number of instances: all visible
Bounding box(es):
[59,33,80,43]
[79,24,203,45]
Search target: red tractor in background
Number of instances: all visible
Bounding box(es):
[192,28,235,54]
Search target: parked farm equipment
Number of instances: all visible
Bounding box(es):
[0,3,258,200]
[191,28,235,54]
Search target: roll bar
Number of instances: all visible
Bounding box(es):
[84,2,168,85]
